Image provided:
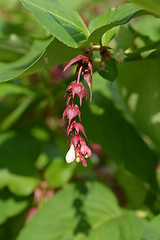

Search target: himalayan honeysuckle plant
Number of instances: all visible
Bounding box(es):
[0,0,160,240]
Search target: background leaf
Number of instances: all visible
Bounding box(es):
[82,73,158,186]
[129,0,160,17]
[44,157,76,188]
[116,59,160,154]
[0,38,52,82]
[116,167,148,209]
[0,132,40,196]
[0,189,28,225]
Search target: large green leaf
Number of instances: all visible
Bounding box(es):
[129,0,160,17]
[116,59,160,154]
[20,0,89,48]
[0,189,28,225]
[140,215,160,240]
[88,3,142,44]
[82,73,158,186]
[17,181,144,240]
[0,38,81,82]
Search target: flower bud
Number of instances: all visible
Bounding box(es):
[65,144,75,164]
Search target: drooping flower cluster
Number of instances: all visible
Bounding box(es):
[63,54,93,167]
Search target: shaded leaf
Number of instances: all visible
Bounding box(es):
[0,189,28,225]
[0,34,30,62]
[97,57,118,82]
[82,73,158,186]
[0,83,34,98]
[117,59,160,154]
[0,37,53,82]
[116,167,148,209]
[0,132,40,196]
[0,98,33,131]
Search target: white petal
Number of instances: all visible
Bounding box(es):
[65,145,75,164]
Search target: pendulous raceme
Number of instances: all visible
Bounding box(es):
[63,54,93,167]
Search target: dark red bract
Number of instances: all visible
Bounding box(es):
[67,120,87,138]
[65,81,87,106]
[63,105,81,125]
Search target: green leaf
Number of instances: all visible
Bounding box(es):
[82,73,158,186]
[0,37,52,82]
[115,26,135,51]
[0,189,28,225]
[0,34,30,62]
[17,181,144,240]
[57,0,91,10]
[88,3,142,44]
[44,157,76,188]
[0,132,40,196]
[140,215,160,240]
[116,167,148,209]
[0,98,33,131]
[101,26,120,46]
[0,38,81,82]
[129,0,160,17]
[116,59,160,155]
[20,0,89,48]
[130,15,160,42]
[97,57,118,82]
[0,83,34,97]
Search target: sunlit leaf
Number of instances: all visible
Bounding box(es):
[20,0,89,48]
[17,181,143,240]
[88,3,142,44]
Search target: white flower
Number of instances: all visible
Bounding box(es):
[65,144,75,164]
